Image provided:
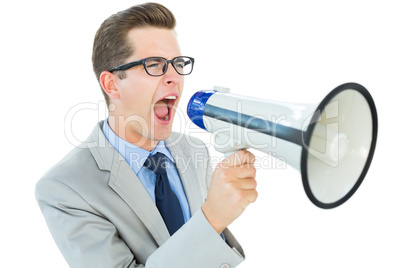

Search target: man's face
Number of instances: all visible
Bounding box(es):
[110,27,184,147]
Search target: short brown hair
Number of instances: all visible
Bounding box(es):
[92,2,176,105]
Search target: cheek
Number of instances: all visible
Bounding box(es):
[119,77,154,112]
[178,78,185,98]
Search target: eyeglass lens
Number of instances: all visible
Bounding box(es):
[145,57,192,76]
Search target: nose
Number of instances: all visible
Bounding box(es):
[163,62,181,85]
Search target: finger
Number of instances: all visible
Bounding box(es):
[218,164,256,180]
[239,189,259,208]
[236,164,257,179]
[246,189,258,203]
[238,177,257,190]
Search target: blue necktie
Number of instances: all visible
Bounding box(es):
[144,153,185,236]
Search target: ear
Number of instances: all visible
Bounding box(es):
[100,71,120,99]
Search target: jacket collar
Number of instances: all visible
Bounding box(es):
[86,121,205,245]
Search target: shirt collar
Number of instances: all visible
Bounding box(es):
[102,119,175,175]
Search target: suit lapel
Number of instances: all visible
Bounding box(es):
[88,122,170,246]
[108,154,171,246]
[87,122,207,246]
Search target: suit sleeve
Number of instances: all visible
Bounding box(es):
[146,210,244,267]
[36,172,244,268]
[36,136,245,268]
[147,141,245,267]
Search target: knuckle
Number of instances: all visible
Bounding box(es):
[235,190,246,202]
[243,164,256,177]
[222,168,233,179]
[251,190,258,202]
[251,167,257,177]
[251,179,257,188]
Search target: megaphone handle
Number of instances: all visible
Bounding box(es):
[223,149,251,158]
[223,151,237,158]
[212,133,249,158]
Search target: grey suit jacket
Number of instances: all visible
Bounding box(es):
[36,121,245,268]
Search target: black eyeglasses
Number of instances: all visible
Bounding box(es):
[108,56,195,76]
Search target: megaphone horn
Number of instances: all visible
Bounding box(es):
[187,83,378,209]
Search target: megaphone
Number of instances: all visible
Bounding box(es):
[187,83,378,209]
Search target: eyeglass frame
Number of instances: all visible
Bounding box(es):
[108,56,195,76]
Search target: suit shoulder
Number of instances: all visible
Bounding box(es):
[36,146,103,191]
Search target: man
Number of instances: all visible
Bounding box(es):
[36,3,257,267]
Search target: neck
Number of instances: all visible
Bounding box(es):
[107,116,159,152]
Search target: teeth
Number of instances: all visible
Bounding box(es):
[165,96,177,100]
[164,115,169,120]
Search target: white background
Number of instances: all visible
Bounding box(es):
[1,0,401,267]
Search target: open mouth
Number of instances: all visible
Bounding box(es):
[154,95,177,123]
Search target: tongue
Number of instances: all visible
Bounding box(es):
[154,100,169,119]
